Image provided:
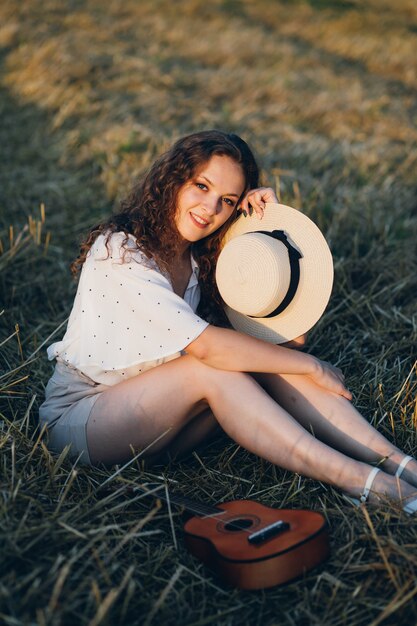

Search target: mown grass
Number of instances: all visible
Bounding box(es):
[1,0,417,624]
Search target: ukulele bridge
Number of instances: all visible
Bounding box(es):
[247,520,290,544]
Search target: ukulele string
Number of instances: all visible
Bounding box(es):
[104,481,253,533]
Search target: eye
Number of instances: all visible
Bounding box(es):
[195,182,208,190]
[223,197,236,207]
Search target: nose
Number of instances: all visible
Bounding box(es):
[202,195,220,216]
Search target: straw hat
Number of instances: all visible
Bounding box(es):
[215,202,334,344]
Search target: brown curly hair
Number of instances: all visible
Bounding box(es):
[71,129,259,323]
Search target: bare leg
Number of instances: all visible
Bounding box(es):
[253,372,417,487]
[87,355,416,504]
[146,408,221,464]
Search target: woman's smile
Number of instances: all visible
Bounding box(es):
[189,212,210,228]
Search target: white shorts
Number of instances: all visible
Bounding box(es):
[39,361,109,465]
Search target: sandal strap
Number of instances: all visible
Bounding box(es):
[403,498,417,515]
[360,467,380,503]
[395,455,413,479]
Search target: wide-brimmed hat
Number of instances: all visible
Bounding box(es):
[215,202,334,344]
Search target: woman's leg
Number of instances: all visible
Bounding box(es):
[145,408,221,464]
[87,355,416,504]
[253,372,417,487]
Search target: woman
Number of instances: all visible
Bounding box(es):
[40,130,417,512]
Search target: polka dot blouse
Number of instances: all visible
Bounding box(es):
[47,232,209,385]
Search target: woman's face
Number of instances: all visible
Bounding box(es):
[174,155,245,245]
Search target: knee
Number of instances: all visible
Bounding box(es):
[187,356,251,398]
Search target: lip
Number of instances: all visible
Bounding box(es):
[190,212,210,229]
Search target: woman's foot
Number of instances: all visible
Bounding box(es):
[394,455,417,488]
[344,465,417,512]
[380,453,417,488]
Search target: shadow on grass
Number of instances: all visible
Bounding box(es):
[0,45,110,432]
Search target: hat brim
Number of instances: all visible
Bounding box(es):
[219,203,334,343]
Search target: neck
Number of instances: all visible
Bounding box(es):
[176,240,191,263]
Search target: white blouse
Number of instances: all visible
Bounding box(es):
[47,232,209,385]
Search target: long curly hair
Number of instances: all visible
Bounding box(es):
[71,129,259,323]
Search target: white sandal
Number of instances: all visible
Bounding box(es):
[343,466,381,506]
[359,466,381,503]
[396,455,417,514]
[343,462,417,515]
[395,455,414,479]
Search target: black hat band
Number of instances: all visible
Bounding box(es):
[246,230,302,319]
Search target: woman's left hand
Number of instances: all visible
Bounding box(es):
[309,358,352,400]
[240,187,278,219]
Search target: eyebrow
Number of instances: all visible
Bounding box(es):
[200,175,240,198]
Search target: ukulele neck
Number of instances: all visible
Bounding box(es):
[136,485,222,517]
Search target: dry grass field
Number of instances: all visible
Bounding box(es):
[1,0,417,624]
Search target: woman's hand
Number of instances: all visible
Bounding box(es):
[240,187,278,219]
[309,358,352,400]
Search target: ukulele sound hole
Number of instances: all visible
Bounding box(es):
[224,518,254,532]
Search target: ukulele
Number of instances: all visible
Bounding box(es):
[137,484,330,590]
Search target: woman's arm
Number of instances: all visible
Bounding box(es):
[186,185,348,397]
[186,325,351,399]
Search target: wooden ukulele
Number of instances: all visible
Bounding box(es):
[139,484,330,590]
